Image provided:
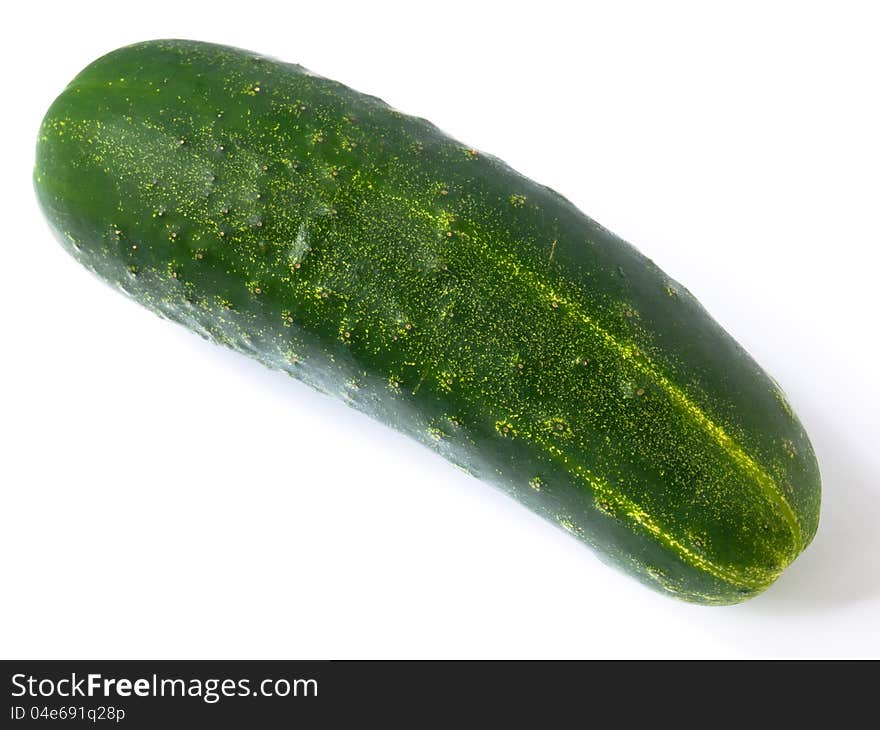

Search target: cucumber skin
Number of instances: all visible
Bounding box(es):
[34,40,820,604]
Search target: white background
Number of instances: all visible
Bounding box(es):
[2,1,878,659]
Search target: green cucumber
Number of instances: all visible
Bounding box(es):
[34,40,820,604]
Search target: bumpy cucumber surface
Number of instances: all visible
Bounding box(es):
[34,40,820,604]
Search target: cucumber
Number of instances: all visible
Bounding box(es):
[34,40,820,604]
